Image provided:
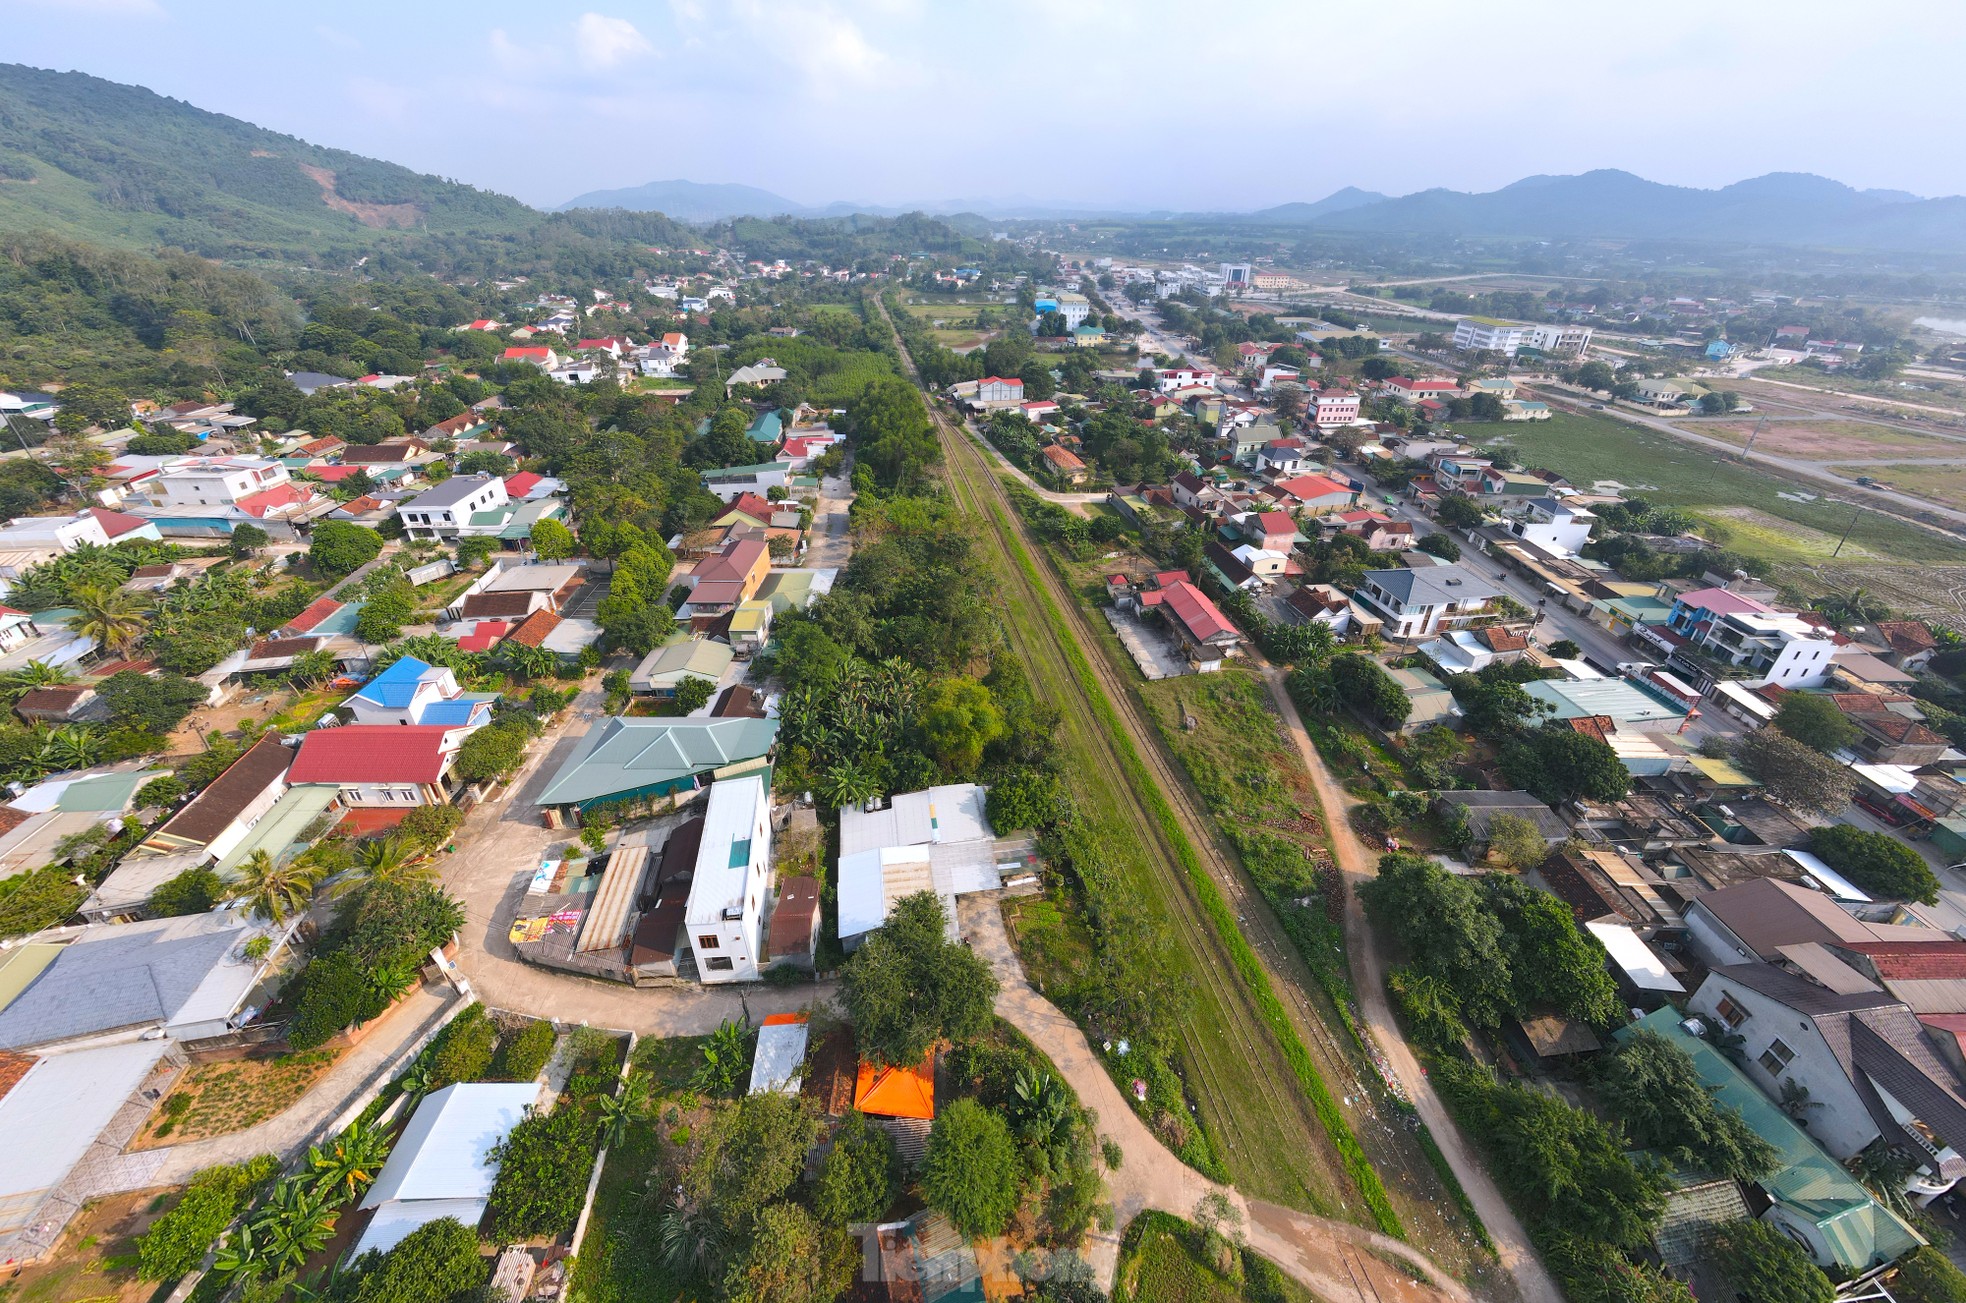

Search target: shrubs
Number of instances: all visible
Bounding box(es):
[136,1154,279,1281]
[1707,1219,1833,1303]
[427,1004,497,1087]
[483,1105,596,1241]
[285,951,372,1050]
[341,1216,488,1303]
[492,1018,558,1082]
[286,880,466,1049]
[812,1111,899,1225]
[149,866,223,917]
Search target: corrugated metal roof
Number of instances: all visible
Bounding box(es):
[360,1083,539,1208]
[577,845,647,954]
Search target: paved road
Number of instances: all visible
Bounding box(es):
[961,896,1466,1303]
[1257,668,1564,1303]
[435,677,832,1033]
[804,465,857,570]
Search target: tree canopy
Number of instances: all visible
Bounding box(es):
[1597,1030,1779,1181]
[840,891,998,1066]
[1809,823,1940,904]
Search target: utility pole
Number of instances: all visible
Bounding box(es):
[1739,414,1767,461]
[1832,502,1862,558]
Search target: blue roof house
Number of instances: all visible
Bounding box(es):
[346,656,496,729]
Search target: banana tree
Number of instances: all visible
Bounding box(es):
[305,1118,392,1204]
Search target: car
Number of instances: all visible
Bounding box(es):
[1590,403,1606,409]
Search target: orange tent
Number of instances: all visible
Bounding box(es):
[853,1054,936,1120]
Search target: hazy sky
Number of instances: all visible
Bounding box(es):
[5,0,1962,211]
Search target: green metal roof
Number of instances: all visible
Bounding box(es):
[216,784,342,876]
[537,717,778,808]
[1620,1009,1922,1272]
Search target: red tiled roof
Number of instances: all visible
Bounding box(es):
[979,376,1023,387]
[1480,627,1530,653]
[236,484,316,518]
[1042,445,1086,471]
[504,346,551,360]
[1274,473,1352,502]
[456,620,510,653]
[0,1050,34,1104]
[1877,620,1937,654]
[461,592,542,620]
[86,658,155,678]
[340,442,426,464]
[289,725,457,785]
[506,608,562,648]
[1567,715,1616,744]
[725,491,775,520]
[1839,940,1966,980]
[285,596,342,634]
[249,635,324,660]
[503,471,543,498]
[309,465,368,482]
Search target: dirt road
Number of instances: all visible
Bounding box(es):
[1259,667,1563,1303]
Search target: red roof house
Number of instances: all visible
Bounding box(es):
[82,507,154,540]
[288,725,462,790]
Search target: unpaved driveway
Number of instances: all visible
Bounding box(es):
[1259,667,1563,1303]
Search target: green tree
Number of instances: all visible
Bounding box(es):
[1734,729,1855,815]
[309,521,384,577]
[1501,723,1630,805]
[1329,653,1411,726]
[483,1106,594,1240]
[673,674,716,714]
[1891,1247,1966,1303]
[984,767,1062,832]
[96,670,204,734]
[229,522,269,557]
[136,1155,278,1282]
[841,891,998,1066]
[812,1110,899,1225]
[454,723,528,784]
[150,867,223,917]
[1809,823,1940,904]
[427,1004,497,1087]
[236,848,326,924]
[1707,1219,1833,1303]
[344,1217,488,1303]
[1597,1031,1779,1181]
[720,1202,856,1303]
[923,1098,1022,1237]
[1435,495,1484,529]
[682,1091,819,1235]
[1484,874,1622,1025]
[1772,694,1860,754]
[1417,532,1461,561]
[529,517,575,560]
[355,590,414,643]
[1575,361,1617,391]
[1360,853,1515,1026]
[919,676,1005,777]
[1484,812,1551,871]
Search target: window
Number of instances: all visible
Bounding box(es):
[1758,1038,1796,1076]
[1714,994,1751,1029]
[706,956,734,971]
[696,934,720,950]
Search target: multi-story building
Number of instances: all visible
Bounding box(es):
[1313,390,1360,427]
[1352,564,1499,640]
[398,475,510,541]
[1451,317,1594,357]
[1505,498,1596,556]
[152,458,291,508]
[1219,263,1252,286]
[1642,585,1837,689]
[685,775,774,984]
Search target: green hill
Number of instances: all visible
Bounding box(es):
[0,63,541,263]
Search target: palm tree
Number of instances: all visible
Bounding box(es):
[817,760,881,811]
[500,641,559,681]
[66,582,150,657]
[354,834,434,888]
[237,850,327,924]
[0,662,75,704]
[305,1119,392,1204]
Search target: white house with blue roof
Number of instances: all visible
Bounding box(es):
[346,657,496,730]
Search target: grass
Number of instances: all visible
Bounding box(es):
[1112,1212,1318,1303]
[1685,418,1962,458]
[1831,463,1966,513]
[565,1067,684,1303]
[135,1049,340,1146]
[1499,409,1966,565]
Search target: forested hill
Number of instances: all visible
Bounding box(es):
[0,63,541,263]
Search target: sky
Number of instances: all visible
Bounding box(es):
[4,0,1964,212]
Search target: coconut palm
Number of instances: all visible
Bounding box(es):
[354,834,435,888]
[0,662,75,703]
[66,582,150,657]
[305,1119,392,1204]
[236,849,327,924]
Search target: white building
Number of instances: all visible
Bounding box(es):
[836,784,1000,949]
[1451,318,1594,357]
[684,775,774,984]
[152,458,291,508]
[1352,564,1500,640]
[354,1082,540,1258]
[1506,498,1596,557]
[1219,263,1252,286]
[399,475,509,541]
[0,512,112,555]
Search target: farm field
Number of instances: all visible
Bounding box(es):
[1684,418,1966,459]
[1831,464,1966,514]
[1492,410,1966,567]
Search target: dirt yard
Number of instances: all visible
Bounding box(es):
[133,1049,342,1148]
[1688,418,1966,459]
[1,1190,171,1303]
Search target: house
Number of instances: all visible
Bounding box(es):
[1387,666,1458,732]
[0,909,276,1051]
[470,563,586,615]
[1873,621,1939,671]
[729,599,774,654]
[766,878,820,971]
[1352,564,1499,639]
[1284,583,1355,635]
[286,725,473,806]
[1421,626,1529,676]
[684,776,773,983]
[1451,318,1592,357]
[1645,587,1837,689]
[1041,445,1087,484]
[338,440,434,468]
[536,717,778,815]
[1688,961,1966,1204]
[1827,941,1966,1014]
[629,638,733,698]
[398,476,510,541]
[1313,390,1361,428]
[1506,498,1595,557]
[548,359,601,385]
[1240,510,1301,553]
[1383,376,1461,404]
[1683,877,1934,970]
[837,784,1000,949]
[699,462,793,503]
[1524,676,1692,734]
[975,376,1025,406]
[1256,439,1309,476]
[353,1082,540,1258]
[137,734,292,863]
[1137,573,1242,671]
[501,346,562,368]
[1618,1009,1922,1273]
[13,685,103,725]
[346,657,495,729]
[0,512,114,557]
[725,361,788,393]
[1850,713,1951,767]
[1329,510,1413,552]
[1267,473,1356,514]
[1434,790,1569,850]
[683,538,771,618]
